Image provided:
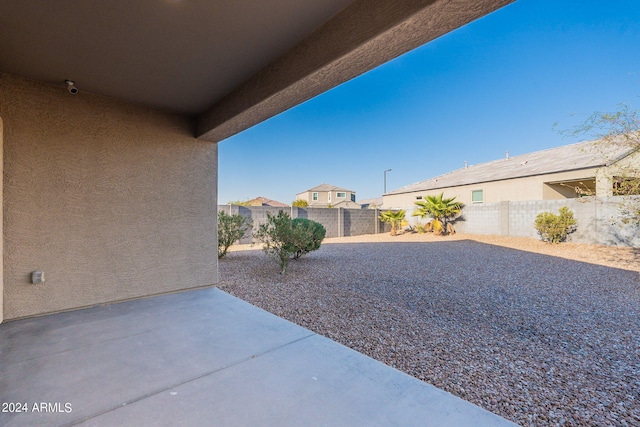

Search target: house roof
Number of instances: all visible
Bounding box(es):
[358,197,384,207]
[0,0,513,143]
[386,139,636,195]
[246,197,289,207]
[301,184,355,194]
[332,200,361,208]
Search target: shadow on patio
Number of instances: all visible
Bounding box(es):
[0,288,516,427]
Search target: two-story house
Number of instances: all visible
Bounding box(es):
[296,184,360,208]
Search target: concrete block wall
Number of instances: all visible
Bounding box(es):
[455,203,505,235]
[507,200,598,242]
[456,197,639,246]
[306,208,342,238]
[343,208,378,236]
[218,205,274,244]
[217,206,389,244]
[593,196,640,246]
[220,198,638,247]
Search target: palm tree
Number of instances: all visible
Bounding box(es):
[412,193,463,235]
[378,209,406,236]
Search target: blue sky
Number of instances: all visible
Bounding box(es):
[218,0,640,205]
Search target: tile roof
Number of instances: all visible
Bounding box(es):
[302,183,355,193]
[246,196,289,207]
[386,139,635,195]
[358,197,383,207]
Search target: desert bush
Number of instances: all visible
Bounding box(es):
[218,211,253,259]
[254,211,293,274]
[534,206,577,243]
[290,218,326,259]
[253,211,325,274]
[292,199,308,207]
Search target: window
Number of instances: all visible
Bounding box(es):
[312,192,318,201]
[471,189,483,203]
[351,194,356,202]
[328,192,332,202]
[337,192,346,198]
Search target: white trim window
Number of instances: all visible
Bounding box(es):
[312,192,318,201]
[471,189,484,204]
[328,192,332,203]
[337,192,346,198]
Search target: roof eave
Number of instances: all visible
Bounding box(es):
[385,165,604,196]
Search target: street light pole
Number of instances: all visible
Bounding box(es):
[384,169,392,194]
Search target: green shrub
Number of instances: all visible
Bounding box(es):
[290,218,326,259]
[253,211,325,274]
[226,200,252,206]
[218,211,252,259]
[534,206,577,243]
[254,211,293,274]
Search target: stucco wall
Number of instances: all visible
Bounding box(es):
[0,117,3,323]
[296,190,356,206]
[596,150,640,196]
[1,74,218,320]
[383,168,601,210]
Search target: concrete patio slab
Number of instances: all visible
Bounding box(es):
[0,288,518,427]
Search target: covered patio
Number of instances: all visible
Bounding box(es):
[1,1,517,425]
[0,288,516,426]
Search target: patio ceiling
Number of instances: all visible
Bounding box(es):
[0,0,514,142]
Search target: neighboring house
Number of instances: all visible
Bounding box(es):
[358,197,384,209]
[243,196,289,207]
[383,140,639,209]
[296,184,360,208]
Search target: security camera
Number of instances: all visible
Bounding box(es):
[65,80,78,95]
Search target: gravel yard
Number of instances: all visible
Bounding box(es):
[218,233,640,427]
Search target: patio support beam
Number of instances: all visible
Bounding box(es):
[196,0,515,143]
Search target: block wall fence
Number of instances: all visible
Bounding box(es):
[217,206,391,244]
[220,196,639,247]
[450,196,639,247]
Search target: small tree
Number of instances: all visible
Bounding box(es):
[217,211,252,259]
[412,193,463,235]
[379,209,406,236]
[253,211,325,274]
[254,211,294,274]
[559,103,640,224]
[534,206,577,243]
[227,199,252,206]
[292,199,308,207]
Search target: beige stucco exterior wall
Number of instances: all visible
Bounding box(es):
[596,150,640,196]
[0,117,3,323]
[296,191,312,203]
[383,168,601,210]
[330,191,356,204]
[1,74,218,320]
[297,190,355,206]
